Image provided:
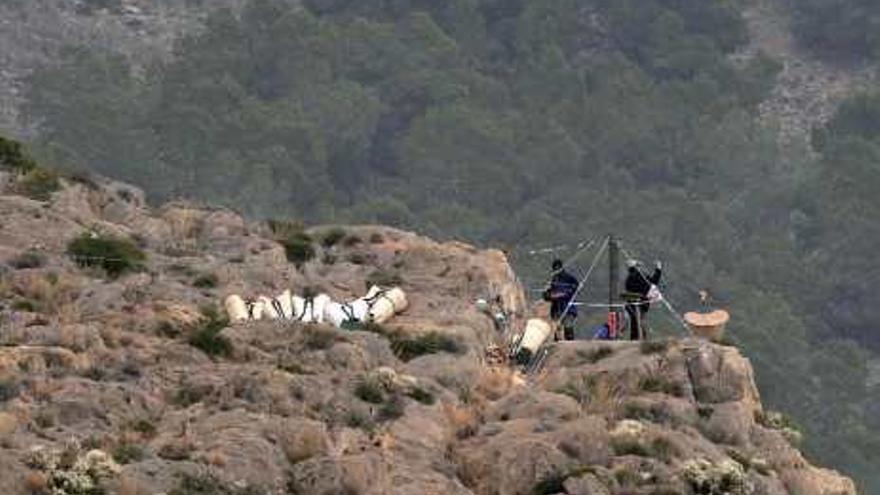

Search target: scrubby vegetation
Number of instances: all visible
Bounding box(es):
[67,233,146,278]
[281,233,315,267]
[0,135,37,172]
[186,306,232,359]
[389,331,463,362]
[17,167,61,201]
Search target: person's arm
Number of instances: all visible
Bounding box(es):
[649,262,662,284]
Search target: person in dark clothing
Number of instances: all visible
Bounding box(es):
[544,259,579,340]
[623,259,662,340]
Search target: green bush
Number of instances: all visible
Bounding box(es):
[169,471,263,495]
[533,472,567,495]
[8,250,46,269]
[611,436,651,457]
[342,235,363,247]
[302,326,339,350]
[321,228,347,248]
[112,443,146,465]
[366,268,403,288]
[354,377,385,404]
[281,232,316,267]
[193,272,219,289]
[575,346,614,364]
[639,376,684,397]
[0,376,21,402]
[405,386,436,405]
[18,167,61,201]
[187,306,232,359]
[67,233,146,278]
[378,393,406,421]
[267,219,305,238]
[0,135,37,172]
[640,340,670,355]
[390,332,463,362]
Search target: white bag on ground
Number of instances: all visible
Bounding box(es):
[258,296,281,320]
[364,286,408,324]
[324,299,370,328]
[292,293,331,323]
[224,294,249,323]
[274,290,294,319]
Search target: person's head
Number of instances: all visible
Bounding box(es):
[626,259,639,270]
[551,259,563,271]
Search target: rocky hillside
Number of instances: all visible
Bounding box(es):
[0,169,857,494]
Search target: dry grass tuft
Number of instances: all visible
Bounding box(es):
[475,368,516,401]
[444,404,480,440]
[12,272,82,322]
[282,423,328,464]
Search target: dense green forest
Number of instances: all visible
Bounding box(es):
[15,0,880,489]
[788,0,880,61]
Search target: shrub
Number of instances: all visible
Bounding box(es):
[354,377,385,404]
[169,471,265,495]
[378,393,406,421]
[344,409,375,433]
[0,377,21,402]
[611,436,651,457]
[369,233,385,244]
[8,250,46,270]
[187,306,232,359]
[346,252,367,265]
[555,374,598,405]
[158,441,194,461]
[12,299,39,312]
[281,232,315,267]
[639,376,684,397]
[0,136,37,172]
[129,419,157,438]
[112,443,146,465]
[18,168,61,201]
[576,346,614,364]
[302,326,338,350]
[267,219,305,239]
[649,436,678,462]
[390,332,462,362]
[533,472,567,495]
[640,340,670,355]
[173,383,207,408]
[321,228,347,248]
[342,235,363,247]
[365,268,403,288]
[193,273,219,289]
[67,234,146,278]
[405,386,436,405]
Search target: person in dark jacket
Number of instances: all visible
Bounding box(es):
[623,259,662,340]
[544,259,579,340]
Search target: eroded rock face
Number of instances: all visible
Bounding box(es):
[0,178,856,495]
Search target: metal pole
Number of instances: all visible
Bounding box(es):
[608,235,618,308]
[608,235,619,337]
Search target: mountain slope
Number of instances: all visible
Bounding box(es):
[0,165,856,494]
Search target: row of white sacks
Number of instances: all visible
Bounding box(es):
[224,286,408,328]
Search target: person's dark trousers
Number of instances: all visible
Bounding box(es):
[561,314,576,341]
[626,303,642,340]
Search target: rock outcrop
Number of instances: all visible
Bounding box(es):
[0,176,856,494]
